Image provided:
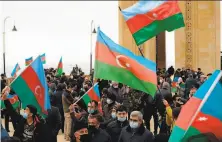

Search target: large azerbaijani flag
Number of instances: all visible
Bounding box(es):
[40,53,46,64]
[56,57,63,76]
[169,70,222,142]
[25,57,33,66]
[120,1,185,46]
[11,63,20,77]
[11,56,51,116]
[94,27,157,96]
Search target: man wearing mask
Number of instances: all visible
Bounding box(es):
[108,81,122,103]
[118,111,154,142]
[106,105,128,142]
[103,92,117,121]
[88,115,111,142]
[1,87,49,142]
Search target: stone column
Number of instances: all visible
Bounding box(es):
[175,1,220,74]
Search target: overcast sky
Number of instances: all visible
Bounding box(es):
[0,1,221,76]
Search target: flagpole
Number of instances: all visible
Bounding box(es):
[73,83,98,105]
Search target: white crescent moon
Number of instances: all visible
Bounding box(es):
[35,85,42,99]
[116,55,130,68]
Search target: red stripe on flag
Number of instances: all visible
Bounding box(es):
[176,97,202,130]
[126,1,181,34]
[58,62,63,69]
[21,66,45,113]
[192,112,222,137]
[87,88,100,102]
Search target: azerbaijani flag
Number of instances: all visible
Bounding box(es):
[11,56,51,116]
[81,83,102,113]
[82,83,100,105]
[121,1,185,46]
[172,76,179,93]
[40,53,46,64]
[94,27,157,96]
[11,63,20,77]
[25,57,33,66]
[1,94,20,109]
[56,57,63,76]
[169,70,222,141]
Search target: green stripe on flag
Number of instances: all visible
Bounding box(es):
[11,76,43,114]
[182,126,201,141]
[133,13,185,46]
[56,68,63,76]
[94,60,156,96]
[169,125,186,142]
[1,101,20,109]
[82,94,91,105]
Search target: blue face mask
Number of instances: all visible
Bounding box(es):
[118,117,126,122]
[111,113,116,119]
[22,112,28,119]
[88,109,95,114]
[129,121,139,129]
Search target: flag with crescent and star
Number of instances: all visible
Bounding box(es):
[120,1,185,46]
[169,70,222,142]
[94,27,157,97]
[11,56,51,116]
[11,63,21,77]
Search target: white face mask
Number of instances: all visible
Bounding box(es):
[113,85,118,88]
[106,98,113,104]
[129,121,139,129]
[160,79,163,83]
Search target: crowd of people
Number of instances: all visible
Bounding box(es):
[0,65,216,142]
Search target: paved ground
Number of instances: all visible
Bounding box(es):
[2,118,155,142]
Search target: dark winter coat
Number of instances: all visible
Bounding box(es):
[118,125,154,142]
[46,106,62,142]
[106,120,128,142]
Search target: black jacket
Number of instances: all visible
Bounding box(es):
[118,125,154,142]
[4,100,50,142]
[89,128,111,142]
[108,87,122,103]
[53,90,63,110]
[46,106,61,141]
[106,120,128,142]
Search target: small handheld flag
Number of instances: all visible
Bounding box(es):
[40,53,46,64]
[25,57,33,66]
[11,63,20,77]
[56,57,63,77]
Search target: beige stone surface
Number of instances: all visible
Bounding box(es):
[175,1,220,74]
